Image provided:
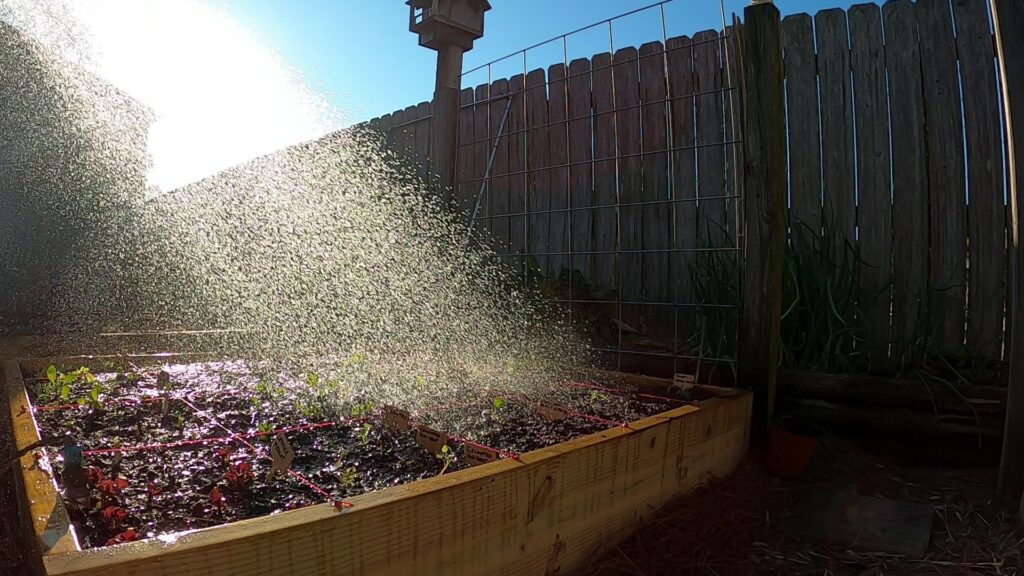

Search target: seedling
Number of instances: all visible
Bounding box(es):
[100,506,128,530]
[359,424,373,447]
[254,377,286,403]
[223,461,254,491]
[106,528,139,547]
[339,466,358,490]
[257,421,274,438]
[307,372,320,389]
[589,390,610,404]
[492,397,507,411]
[97,475,129,497]
[210,486,226,511]
[77,382,106,410]
[350,400,375,418]
[342,353,366,367]
[41,365,97,404]
[296,400,323,420]
[437,444,455,475]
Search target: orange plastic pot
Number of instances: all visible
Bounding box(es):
[765,421,820,480]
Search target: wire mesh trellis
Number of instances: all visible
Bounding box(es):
[454,0,744,379]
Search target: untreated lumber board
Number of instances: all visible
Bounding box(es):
[14,356,751,576]
[782,14,822,243]
[4,360,78,557]
[849,3,893,367]
[918,0,968,355]
[883,0,929,366]
[954,0,1007,360]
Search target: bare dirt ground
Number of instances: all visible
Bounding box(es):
[576,438,1023,576]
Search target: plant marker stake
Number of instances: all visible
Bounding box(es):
[174,396,349,509]
[266,433,295,481]
[111,438,122,467]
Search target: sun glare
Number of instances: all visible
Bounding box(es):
[60,0,344,192]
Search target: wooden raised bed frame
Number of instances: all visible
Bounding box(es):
[5,354,751,576]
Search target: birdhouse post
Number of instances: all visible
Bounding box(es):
[407,0,491,202]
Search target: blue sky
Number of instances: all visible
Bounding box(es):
[223,0,858,124]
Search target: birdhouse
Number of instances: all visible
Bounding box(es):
[407,0,491,51]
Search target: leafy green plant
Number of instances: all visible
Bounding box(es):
[437,444,454,475]
[254,376,286,401]
[688,237,740,382]
[359,424,373,447]
[350,400,375,418]
[588,390,610,404]
[77,381,105,410]
[40,365,97,403]
[339,466,358,490]
[779,219,874,373]
[257,421,274,438]
[492,397,507,411]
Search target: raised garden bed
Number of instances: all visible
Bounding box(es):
[5,353,751,576]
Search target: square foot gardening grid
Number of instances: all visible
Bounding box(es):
[21,359,706,550]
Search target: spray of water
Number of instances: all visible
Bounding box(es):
[0,0,595,424]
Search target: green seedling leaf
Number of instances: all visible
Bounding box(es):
[46,365,57,385]
[492,397,507,410]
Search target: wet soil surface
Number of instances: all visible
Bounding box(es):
[26,361,707,550]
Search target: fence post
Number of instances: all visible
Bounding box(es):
[737,1,787,440]
[992,0,1024,504]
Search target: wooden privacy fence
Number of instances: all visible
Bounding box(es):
[368,23,744,376]
[367,0,1013,369]
[783,0,1009,364]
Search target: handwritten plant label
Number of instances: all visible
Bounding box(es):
[537,405,567,422]
[463,444,498,467]
[673,373,696,391]
[382,405,411,433]
[266,433,295,481]
[415,426,448,455]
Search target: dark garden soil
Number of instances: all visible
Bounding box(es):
[25,361,705,550]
